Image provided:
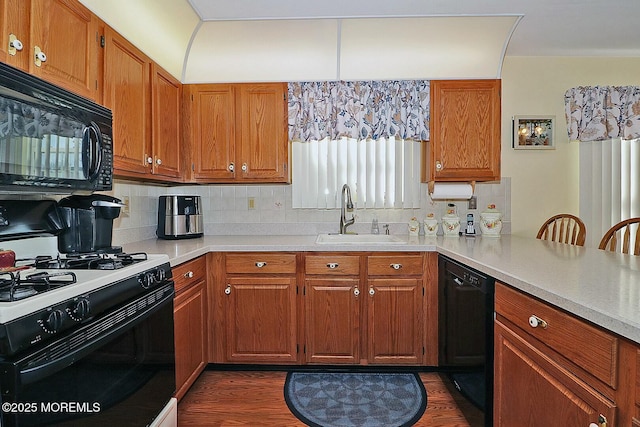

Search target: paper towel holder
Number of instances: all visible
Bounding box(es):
[428,180,476,199]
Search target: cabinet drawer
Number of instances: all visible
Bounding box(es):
[495,282,618,389]
[173,256,206,294]
[367,255,423,276]
[225,253,296,274]
[305,255,360,276]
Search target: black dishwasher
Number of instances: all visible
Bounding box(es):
[438,254,494,426]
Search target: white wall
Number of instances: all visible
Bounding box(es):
[500,56,640,239]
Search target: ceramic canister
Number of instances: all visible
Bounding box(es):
[424,215,438,236]
[480,204,503,237]
[442,210,460,236]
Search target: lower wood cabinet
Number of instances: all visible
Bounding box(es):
[304,253,426,365]
[494,281,639,426]
[173,256,208,401]
[636,349,640,425]
[218,253,298,364]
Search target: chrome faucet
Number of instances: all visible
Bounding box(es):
[339,184,355,234]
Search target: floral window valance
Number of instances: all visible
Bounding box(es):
[564,85,640,142]
[288,80,430,142]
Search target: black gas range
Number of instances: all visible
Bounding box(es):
[0,251,172,357]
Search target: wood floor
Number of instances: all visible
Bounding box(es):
[178,370,484,426]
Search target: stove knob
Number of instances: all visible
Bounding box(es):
[44,309,64,333]
[154,268,166,283]
[70,298,91,321]
[140,271,155,289]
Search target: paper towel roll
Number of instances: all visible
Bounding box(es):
[429,183,474,200]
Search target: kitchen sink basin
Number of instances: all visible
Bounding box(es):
[315,233,407,245]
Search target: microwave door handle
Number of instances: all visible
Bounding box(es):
[82,123,102,181]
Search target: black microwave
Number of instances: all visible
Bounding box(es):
[0,62,113,193]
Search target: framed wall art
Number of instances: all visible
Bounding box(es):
[512,115,555,150]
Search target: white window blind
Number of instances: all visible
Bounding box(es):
[292,136,421,209]
[580,138,640,247]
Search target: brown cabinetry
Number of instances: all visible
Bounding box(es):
[304,253,426,365]
[173,256,208,401]
[219,253,298,364]
[184,83,289,183]
[493,282,640,426]
[636,349,640,425]
[104,27,182,181]
[423,79,501,183]
[0,0,102,100]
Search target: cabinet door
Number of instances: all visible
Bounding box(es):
[174,281,207,401]
[186,84,235,181]
[236,83,289,182]
[636,349,640,424]
[494,319,617,427]
[103,26,151,176]
[0,0,30,70]
[30,0,101,100]
[305,278,360,364]
[426,79,501,182]
[367,278,423,364]
[151,63,181,180]
[224,277,297,363]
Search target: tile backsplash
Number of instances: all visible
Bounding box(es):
[111,178,511,244]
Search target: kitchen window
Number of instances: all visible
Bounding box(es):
[288,80,429,209]
[291,136,421,209]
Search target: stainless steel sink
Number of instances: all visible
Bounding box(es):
[315,233,407,245]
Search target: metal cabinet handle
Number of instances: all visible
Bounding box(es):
[34,46,46,66]
[369,287,375,296]
[183,271,194,279]
[326,263,339,269]
[528,315,548,329]
[224,285,231,295]
[228,162,235,172]
[389,263,402,270]
[353,287,360,297]
[255,261,267,268]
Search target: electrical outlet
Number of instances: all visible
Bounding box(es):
[248,197,256,210]
[121,196,130,217]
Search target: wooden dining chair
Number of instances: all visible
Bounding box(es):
[536,214,587,246]
[598,218,640,255]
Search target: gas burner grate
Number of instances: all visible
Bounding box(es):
[0,271,77,302]
[25,252,149,270]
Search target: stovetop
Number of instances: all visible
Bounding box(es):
[0,253,170,324]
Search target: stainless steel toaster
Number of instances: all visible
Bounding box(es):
[157,195,204,239]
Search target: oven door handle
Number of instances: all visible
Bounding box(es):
[18,285,174,386]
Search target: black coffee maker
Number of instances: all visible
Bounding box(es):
[57,195,124,254]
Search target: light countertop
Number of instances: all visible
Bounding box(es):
[122,234,640,345]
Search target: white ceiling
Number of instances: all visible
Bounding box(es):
[187,0,640,57]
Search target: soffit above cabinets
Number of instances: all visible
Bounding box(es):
[184,16,520,83]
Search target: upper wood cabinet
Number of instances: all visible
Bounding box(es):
[423,79,501,182]
[103,26,151,177]
[150,63,182,179]
[0,0,102,101]
[184,83,289,183]
[104,27,182,181]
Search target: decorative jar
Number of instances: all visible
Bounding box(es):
[441,208,460,236]
[424,214,438,236]
[480,204,503,237]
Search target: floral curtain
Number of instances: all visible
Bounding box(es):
[288,80,430,142]
[564,86,640,141]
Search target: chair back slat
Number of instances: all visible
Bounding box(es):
[537,214,586,246]
[598,218,640,255]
